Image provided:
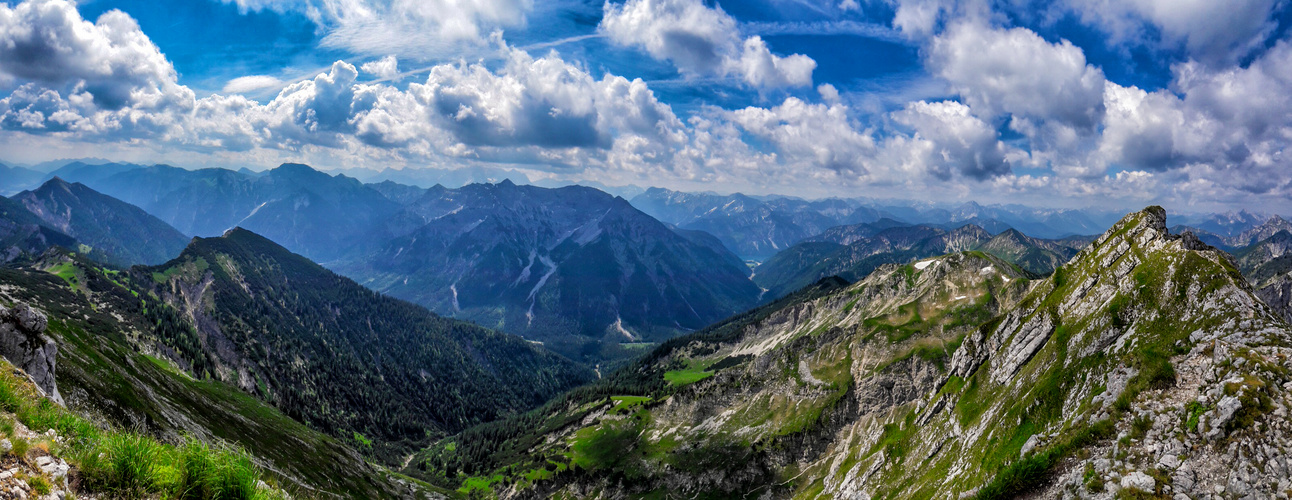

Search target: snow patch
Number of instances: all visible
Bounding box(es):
[449,283,460,312]
[914,260,935,270]
[954,295,967,300]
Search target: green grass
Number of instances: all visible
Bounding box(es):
[26,475,50,495]
[45,262,81,292]
[974,420,1114,500]
[0,362,281,500]
[664,368,714,386]
[609,396,652,415]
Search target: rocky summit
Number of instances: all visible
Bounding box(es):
[408,207,1292,499]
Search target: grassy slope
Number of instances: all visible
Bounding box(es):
[0,256,442,498]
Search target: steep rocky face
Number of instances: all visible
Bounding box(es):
[1234,230,1292,285]
[337,181,761,365]
[0,303,58,405]
[413,207,1292,500]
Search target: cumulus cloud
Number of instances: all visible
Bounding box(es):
[1065,0,1281,65]
[360,55,400,80]
[928,22,1105,130]
[890,100,1010,180]
[729,98,874,175]
[222,75,284,94]
[0,0,190,110]
[223,0,532,54]
[407,42,683,154]
[600,0,816,88]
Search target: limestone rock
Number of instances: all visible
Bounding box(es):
[1121,471,1155,492]
[0,303,60,406]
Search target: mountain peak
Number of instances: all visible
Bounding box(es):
[268,163,326,179]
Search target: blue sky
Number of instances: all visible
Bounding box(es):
[2,0,1292,211]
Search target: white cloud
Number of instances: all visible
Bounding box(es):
[928,22,1105,130]
[729,97,873,175]
[890,100,1011,180]
[1065,0,1281,65]
[401,40,685,163]
[600,0,816,88]
[222,75,284,94]
[360,55,400,80]
[223,0,533,54]
[0,0,190,111]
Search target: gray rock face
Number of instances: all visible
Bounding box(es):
[0,303,60,405]
[1121,471,1155,492]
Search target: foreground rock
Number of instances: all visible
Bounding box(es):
[0,305,58,406]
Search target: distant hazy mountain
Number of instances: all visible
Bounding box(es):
[1229,216,1292,247]
[58,163,400,262]
[630,187,886,260]
[140,228,593,460]
[0,164,44,195]
[42,161,145,186]
[938,201,1117,238]
[347,165,532,189]
[12,178,188,266]
[336,180,761,365]
[754,224,993,299]
[1174,215,1291,249]
[1182,209,1269,238]
[366,180,428,205]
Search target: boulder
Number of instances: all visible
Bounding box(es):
[0,304,60,406]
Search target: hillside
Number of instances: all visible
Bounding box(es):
[136,228,594,460]
[12,178,189,266]
[407,207,1292,499]
[0,195,78,263]
[337,181,761,365]
[0,251,437,497]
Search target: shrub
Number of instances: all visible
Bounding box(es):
[10,436,29,459]
[26,475,50,495]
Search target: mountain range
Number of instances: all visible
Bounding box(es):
[752,222,1086,300]
[406,206,1292,499]
[12,178,190,266]
[335,180,761,365]
[0,160,1290,499]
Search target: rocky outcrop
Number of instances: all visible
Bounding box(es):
[0,303,60,405]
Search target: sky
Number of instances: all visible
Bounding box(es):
[0,0,1291,211]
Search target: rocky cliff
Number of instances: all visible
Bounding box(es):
[0,303,59,406]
